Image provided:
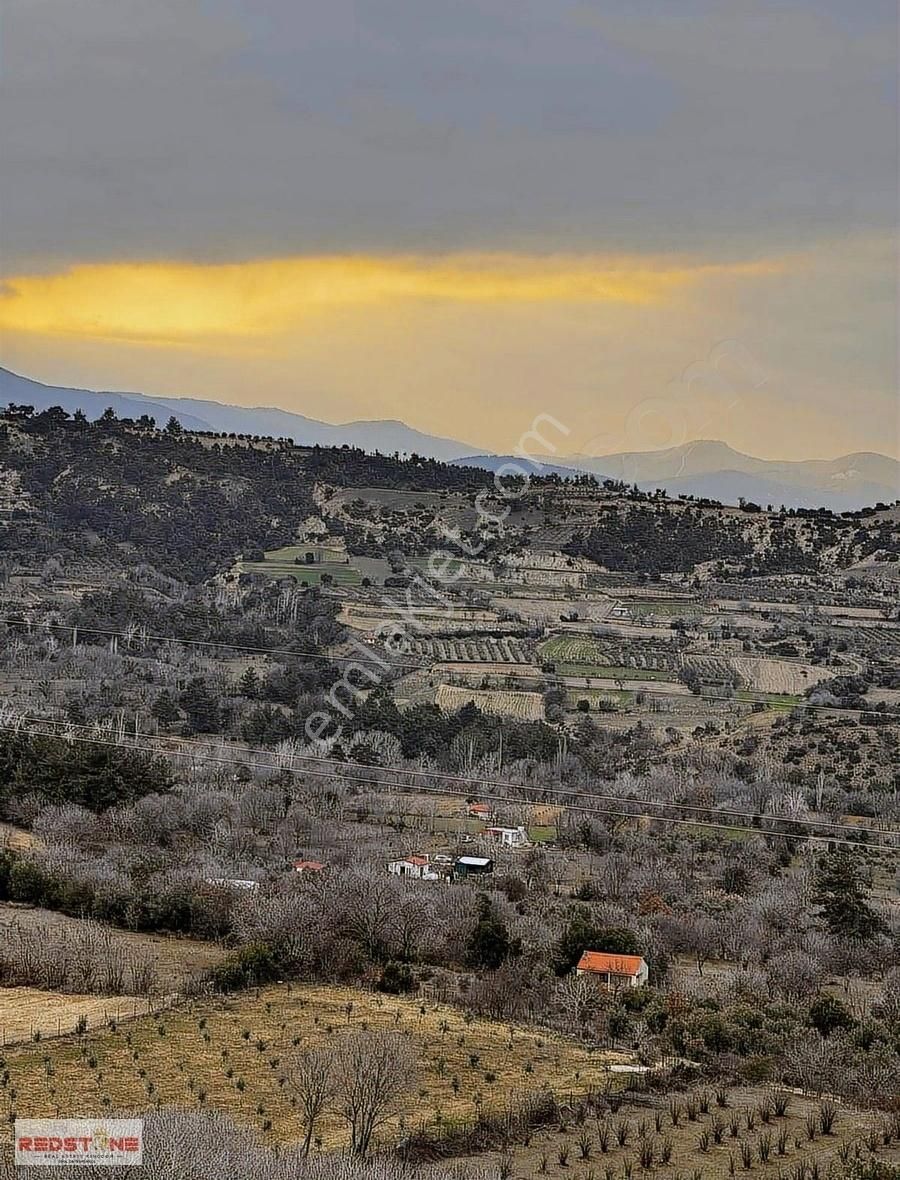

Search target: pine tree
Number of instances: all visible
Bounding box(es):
[813,850,885,941]
[464,894,518,970]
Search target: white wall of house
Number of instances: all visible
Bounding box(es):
[387,859,440,880]
[486,826,529,848]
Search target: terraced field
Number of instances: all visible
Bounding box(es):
[409,635,531,663]
[561,666,675,682]
[242,544,361,585]
[0,984,627,1153]
[728,656,824,695]
[435,683,546,721]
[539,634,609,665]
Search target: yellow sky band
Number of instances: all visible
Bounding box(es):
[0,254,784,345]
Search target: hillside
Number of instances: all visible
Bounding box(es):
[5,367,897,509]
[0,407,896,588]
[0,406,489,582]
[0,366,480,462]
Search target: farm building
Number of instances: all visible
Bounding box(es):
[466,802,493,820]
[575,951,649,989]
[453,855,494,879]
[387,855,441,881]
[485,825,530,849]
[292,859,326,875]
[204,877,259,892]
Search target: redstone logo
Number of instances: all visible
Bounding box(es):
[15,1119,144,1167]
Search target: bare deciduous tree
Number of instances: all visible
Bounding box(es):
[290,1046,334,1156]
[334,1029,418,1157]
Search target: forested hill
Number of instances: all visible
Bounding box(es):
[0,406,490,582]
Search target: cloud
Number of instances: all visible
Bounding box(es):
[0,1,894,268]
[0,2,894,460]
[0,252,783,345]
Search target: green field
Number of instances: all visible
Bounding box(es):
[261,543,349,563]
[736,689,800,711]
[558,663,673,681]
[527,825,558,843]
[242,544,361,585]
[623,601,699,617]
[539,634,609,664]
[407,554,469,578]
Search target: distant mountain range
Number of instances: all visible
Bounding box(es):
[2,366,897,510]
[0,366,478,462]
[460,443,899,512]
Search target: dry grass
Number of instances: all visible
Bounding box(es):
[0,822,37,851]
[0,988,152,1046]
[465,1085,899,1178]
[0,984,630,1153]
[435,684,545,721]
[728,655,823,695]
[0,903,226,992]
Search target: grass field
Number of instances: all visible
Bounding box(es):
[566,689,632,709]
[0,988,147,1046]
[264,544,349,564]
[539,635,609,665]
[435,684,546,721]
[467,1085,896,1179]
[241,544,362,585]
[407,555,470,579]
[558,664,673,681]
[0,984,629,1153]
[735,690,801,711]
[623,601,699,617]
[243,562,361,586]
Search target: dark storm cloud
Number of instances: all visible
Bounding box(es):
[1,0,895,268]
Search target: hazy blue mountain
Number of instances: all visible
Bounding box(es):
[0,366,213,431]
[0,367,479,461]
[453,442,899,511]
[2,367,896,509]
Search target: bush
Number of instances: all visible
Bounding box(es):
[210,943,284,991]
[377,961,414,995]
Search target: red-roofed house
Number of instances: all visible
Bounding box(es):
[387,855,441,881]
[466,802,493,820]
[575,951,648,989]
[292,860,326,875]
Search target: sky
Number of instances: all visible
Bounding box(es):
[0,0,897,460]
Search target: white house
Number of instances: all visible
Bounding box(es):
[387,855,441,881]
[484,825,530,849]
[204,877,259,892]
[575,950,649,989]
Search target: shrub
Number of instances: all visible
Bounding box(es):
[209,943,283,991]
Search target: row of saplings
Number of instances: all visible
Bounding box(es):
[498,1086,900,1179]
[3,1010,426,1160]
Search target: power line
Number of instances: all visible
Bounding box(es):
[3,718,897,853]
[6,713,896,838]
[0,617,884,716]
[88,719,892,840]
[0,617,424,669]
[3,707,896,840]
